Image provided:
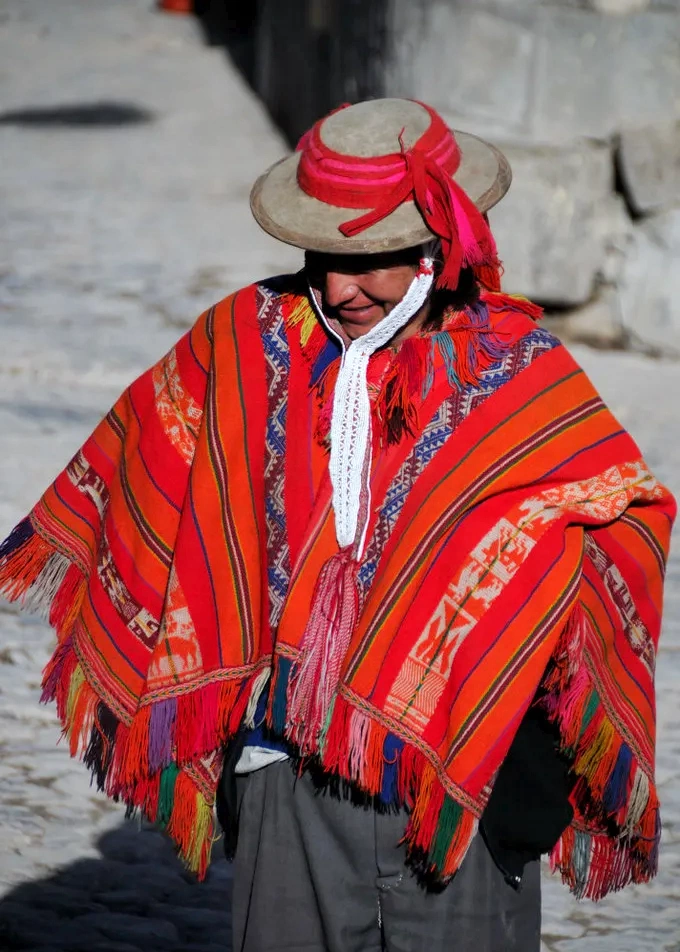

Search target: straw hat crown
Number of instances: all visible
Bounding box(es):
[250,98,511,255]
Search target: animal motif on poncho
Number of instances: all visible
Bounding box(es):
[0,276,674,900]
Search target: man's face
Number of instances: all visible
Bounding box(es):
[306,250,425,340]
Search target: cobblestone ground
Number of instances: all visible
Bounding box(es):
[0,2,678,950]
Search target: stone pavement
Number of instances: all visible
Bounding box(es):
[0,1,678,949]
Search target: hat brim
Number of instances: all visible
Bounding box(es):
[250,130,511,255]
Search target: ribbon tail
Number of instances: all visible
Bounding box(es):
[339,179,413,238]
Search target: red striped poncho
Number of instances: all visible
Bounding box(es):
[0,276,675,899]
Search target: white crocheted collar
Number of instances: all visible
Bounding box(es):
[306,258,435,559]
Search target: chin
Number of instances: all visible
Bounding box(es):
[340,309,384,335]
[345,322,382,340]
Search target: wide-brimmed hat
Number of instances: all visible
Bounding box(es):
[250,98,511,260]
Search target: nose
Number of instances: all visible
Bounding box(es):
[323,271,361,309]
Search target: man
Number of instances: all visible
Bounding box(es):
[0,99,675,952]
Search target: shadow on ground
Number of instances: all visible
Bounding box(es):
[0,822,233,951]
[0,102,155,127]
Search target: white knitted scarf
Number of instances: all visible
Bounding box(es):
[308,258,435,560]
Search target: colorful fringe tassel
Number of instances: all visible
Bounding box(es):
[270,655,479,882]
[0,518,272,880]
[540,607,660,899]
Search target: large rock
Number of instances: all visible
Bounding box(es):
[618,120,680,214]
[619,209,680,354]
[385,5,537,140]
[487,141,617,305]
[530,8,680,142]
[544,288,626,349]
[386,3,680,144]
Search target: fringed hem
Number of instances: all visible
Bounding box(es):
[483,290,544,323]
[542,606,660,900]
[0,516,86,636]
[550,814,659,901]
[267,653,479,884]
[41,634,270,878]
[321,694,479,883]
[0,518,272,879]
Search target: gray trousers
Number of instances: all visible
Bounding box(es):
[231,761,541,952]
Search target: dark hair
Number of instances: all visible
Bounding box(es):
[421,266,479,331]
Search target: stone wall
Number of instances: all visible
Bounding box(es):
[253,0,680,355]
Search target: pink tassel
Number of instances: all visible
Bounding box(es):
[448,183,484,263]
[287,549,359,756]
